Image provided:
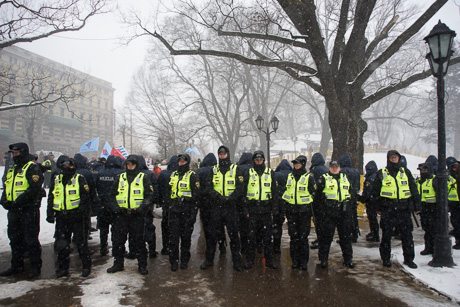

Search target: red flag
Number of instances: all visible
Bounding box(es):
[110,147,126,159]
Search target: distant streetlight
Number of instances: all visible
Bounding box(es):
[424,20,456,267]
[255,115,279,168]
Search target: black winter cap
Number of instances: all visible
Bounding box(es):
[125,154,138,164]
[252,150,265,161]
[178,154,191,164]
[218,145,229,154]
[329,160,340,167]
[292,155,307,166]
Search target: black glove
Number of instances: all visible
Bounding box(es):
[1,201,12,210]
[46,216,55,224]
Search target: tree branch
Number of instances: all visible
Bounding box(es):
[353,0,448,87]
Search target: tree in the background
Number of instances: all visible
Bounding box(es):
[0,0,109,49]
[128,0,459,171]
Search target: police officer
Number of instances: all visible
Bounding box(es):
[0,143,43,278]
[157,155,178,255]
[273,158,292,254]
[201,145,243,272]
[46,158,92,278]
[167,154,199,271]
[416,162,437,255]
[107,155,154,275]
[282,155,316,270]
[361,160,379,242]
[243,151,278,270]
[371,150,420,269]
[196,153,221,254]
[316,160,354,269]
[338,154,361,242]
[447,157,460,249]
[42,152,56,188]
[95,155,124,256]
[309,152,329,250]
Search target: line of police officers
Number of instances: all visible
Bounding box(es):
[1,142,459,279]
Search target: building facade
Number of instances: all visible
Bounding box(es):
[0,45,115,156]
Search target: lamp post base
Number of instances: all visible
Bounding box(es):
[428,235,456,267]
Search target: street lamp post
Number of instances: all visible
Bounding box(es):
[255,115,279,169]
[424,20,456,267]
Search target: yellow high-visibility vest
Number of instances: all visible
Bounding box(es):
[115,172,145,209]
[52,174,82,211]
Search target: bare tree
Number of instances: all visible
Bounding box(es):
[0,0,110,49]
[126,0,459,171]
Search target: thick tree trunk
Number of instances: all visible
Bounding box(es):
[319,107,331,157]
[328,94,367,174]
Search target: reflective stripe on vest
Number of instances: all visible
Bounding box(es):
[115,172,145,209]
[52,174,81,211]
[282,173,313,205]
[417,177,436,203]
[322,173,351,202]
[43,160,52,172]
[380,168,411,200]
[448,175,459,201]
[212,164,237,197]
[246,168,272,201]
[5,161,34,202]
[170,170,194,199]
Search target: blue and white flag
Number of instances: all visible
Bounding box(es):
[100,141,112,159]
[115,145,128,158]
[185,146,200,156]
[79,137,99,153]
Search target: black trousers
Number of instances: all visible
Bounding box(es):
[55,213,91,270]
[201,206,226,251]
[449,201,460,244]
[7,207,42,270]
[286,211,312,266]
[169,209,195,265]
[272,212,285,252]
[317,205,353,263]
[144,211,156,251]
[112,213,147,268]
[420,203,436,252]
[379,207,414,262]
[161,204,170,252]
[246,212,274,263]
[366,202,379,236]
[97,208,112,248]
[205,205,242,265]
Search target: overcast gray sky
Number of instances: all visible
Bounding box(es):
[17,0,460,112]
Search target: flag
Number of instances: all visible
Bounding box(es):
[79,137,99,153]
[110,147,125,159]
[100,141,112,159]
[115,145,129,159]
[185,146,200,156]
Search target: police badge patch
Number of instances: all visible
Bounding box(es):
[32,175,39,182]
[239,176,244,182]
[84,184,90,192]
[196,182,200,189]
[150,185,154,191]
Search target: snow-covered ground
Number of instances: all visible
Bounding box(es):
[0,153,459,305]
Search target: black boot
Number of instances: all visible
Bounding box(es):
[0,266,24,277]
[56,269,69,278]
[107,259,124,273]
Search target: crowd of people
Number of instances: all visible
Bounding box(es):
[0,141,459,279]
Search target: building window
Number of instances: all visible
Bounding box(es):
[8,118,15,131]
[105,100,108,109]
[97,99,101,109]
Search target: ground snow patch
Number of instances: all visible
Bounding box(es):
[76,262,144,307]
